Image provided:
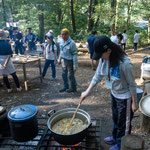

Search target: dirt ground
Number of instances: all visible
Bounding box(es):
[0,47,150,150]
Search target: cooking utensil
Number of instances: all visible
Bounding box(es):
[69,103,81,127]
[139,94,150,117]
[47,108,91,145]
[62,103,81,133]
[7,104,38,142]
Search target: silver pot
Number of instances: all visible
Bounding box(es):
[47,108,91,145]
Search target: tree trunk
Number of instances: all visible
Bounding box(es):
[70,0,76,33]
[140,114,150,133]
[115,0,121,31]
[110,0,117,35]
[37,4,45,42]
[57,7,62,23]
[148,17,150,43]
[1,0,7,26]
[126,0,132,30]
[121,134,144,150]
[87,0,93,32]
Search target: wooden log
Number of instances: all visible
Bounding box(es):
[140,114,150,133]
[121,134,144,150]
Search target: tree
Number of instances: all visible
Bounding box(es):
[126,0,132,30]
[1,0,7,26]
[87,0,93,32]
[37,3,45,42]
[110,0,117,35]
[115,0,121,31]
[141,0,150,43]
[70,0,76,33]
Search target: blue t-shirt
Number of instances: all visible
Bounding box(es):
[0,40,13,55]
[87,35,96,53]
[25,33,37,43]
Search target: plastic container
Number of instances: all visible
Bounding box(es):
[137,88,143,104]
[141,63,150,79]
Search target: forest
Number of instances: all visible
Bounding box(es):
[0,0,150,46]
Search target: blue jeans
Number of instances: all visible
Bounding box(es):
[61,59,76,90]
[15,43,23,54]
[134,43,137,51]
[42,59,56,78]
[121,43,126,51]
[111,94,133,149]
[28,43,36,51]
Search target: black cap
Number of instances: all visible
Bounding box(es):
[92,35,112,60]
[27,27,32,30]
[92,30,97,35]
[13,27,18,31]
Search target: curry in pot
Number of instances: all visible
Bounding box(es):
[52,118,87,135]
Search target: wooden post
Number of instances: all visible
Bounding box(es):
[140,114,150,133]
[121,134,144,150]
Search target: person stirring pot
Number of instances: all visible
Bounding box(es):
[80,36,138,150]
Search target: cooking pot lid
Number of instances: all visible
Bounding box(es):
[139,95,150,117]
[8,105,38,121]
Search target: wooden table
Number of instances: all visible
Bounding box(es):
[12,58,42,91]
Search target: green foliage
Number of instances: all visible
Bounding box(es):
[0,0,149,45]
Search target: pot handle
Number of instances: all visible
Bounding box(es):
[48,109,56,117]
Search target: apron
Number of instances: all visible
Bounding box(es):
[0,55,16,75]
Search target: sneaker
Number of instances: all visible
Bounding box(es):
[51,78,55,81]
[66,88,77,92]
[104,136,116,145]
[59,88,69,92]
[7,88,13,93]
[109,144,119,150]
[17,87,22,92]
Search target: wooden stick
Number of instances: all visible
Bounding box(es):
[62,103,81,133]
[68,103,81,128]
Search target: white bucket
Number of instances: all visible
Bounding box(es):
[145,83,150,95]
[141,63,150,78]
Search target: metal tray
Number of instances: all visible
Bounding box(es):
[139,94,150,117]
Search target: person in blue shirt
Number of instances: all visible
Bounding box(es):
[8,26,13,39]
[25,28,37,51]
[12,27,23,55]
[87,30,98,70]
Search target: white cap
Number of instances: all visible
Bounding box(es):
[49,30,53,34]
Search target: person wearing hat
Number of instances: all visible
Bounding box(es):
[25,28,37,51]
[58,28,78,92]
[49,30,53,35]
[12,27,23,55]
[0,29,22,93]
[42,33,57,80]
[80,36,138,150]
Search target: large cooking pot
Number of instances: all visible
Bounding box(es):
[7,104,38,142]
[47,108,91,145]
